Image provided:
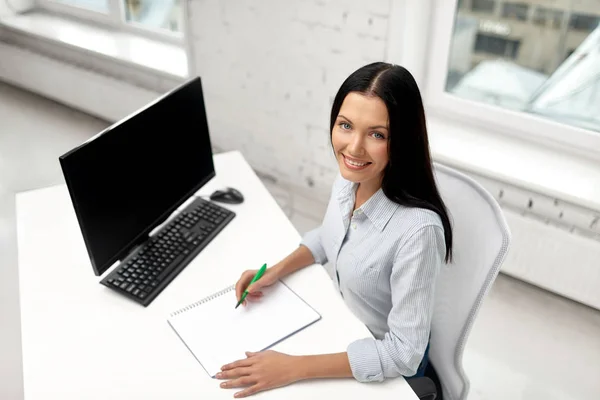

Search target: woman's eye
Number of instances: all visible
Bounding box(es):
[372,132,385,139]
[340,123,351,130]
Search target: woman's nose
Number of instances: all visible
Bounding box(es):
[347,133,365,156]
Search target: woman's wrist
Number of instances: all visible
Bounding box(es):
[293,353,353,380]
[291,355,311,381]
[270,262,286,280]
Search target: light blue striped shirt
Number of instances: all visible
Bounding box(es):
[301,174,446,382]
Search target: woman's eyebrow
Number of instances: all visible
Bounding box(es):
[337,114,388,131]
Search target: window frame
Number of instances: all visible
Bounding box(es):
[424,0,600,161]
[36,0,184,45]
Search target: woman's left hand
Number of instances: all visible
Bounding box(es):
[216,350,302,398]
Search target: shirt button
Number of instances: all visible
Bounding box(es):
[352,223,357,229]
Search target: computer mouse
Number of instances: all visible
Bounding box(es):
[209,187,244,204]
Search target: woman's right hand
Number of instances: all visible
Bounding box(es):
[235,266,280,306]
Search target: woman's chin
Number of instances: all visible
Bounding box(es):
[339,165,368,183]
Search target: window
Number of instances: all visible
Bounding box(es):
[39,0,184,38]
[570,13,600,32]
[123,0,183,33]
[472,0,495,13]
[425,0,600,157]
[475,33,520,58]
[438,0,600,133]
[532,7,564,29]
[502,3,529,21]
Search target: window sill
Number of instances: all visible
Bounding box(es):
[428,115,600,212]
[0,11,188,81]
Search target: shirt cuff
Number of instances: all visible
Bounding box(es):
[299,228,327,265]
[347,338,384,383]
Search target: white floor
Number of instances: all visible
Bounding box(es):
[1,81,599,400]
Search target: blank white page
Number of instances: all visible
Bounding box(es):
[167,280,321,377]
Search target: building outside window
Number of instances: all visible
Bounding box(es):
[445,0,600,132]
[39,0,185,37]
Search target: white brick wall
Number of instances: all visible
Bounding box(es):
[187,0,392,198]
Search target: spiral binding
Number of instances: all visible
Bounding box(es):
[170,284,235,317]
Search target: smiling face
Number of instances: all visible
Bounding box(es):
[331,92,390,189]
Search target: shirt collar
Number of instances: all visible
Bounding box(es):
[336,175,399,231]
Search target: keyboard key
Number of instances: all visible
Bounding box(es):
[133,289,140,296]
[119,282,129,290]
[139,291,147,299]
[126,284,136,293]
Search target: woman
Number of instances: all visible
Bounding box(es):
[216,62,453,398]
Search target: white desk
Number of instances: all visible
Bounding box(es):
[16,151,417,399]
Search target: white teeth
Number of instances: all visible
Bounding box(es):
[346,158,368,167]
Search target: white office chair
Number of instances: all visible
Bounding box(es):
[427,163,511,400]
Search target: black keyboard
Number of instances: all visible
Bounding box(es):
[100,197,235,306]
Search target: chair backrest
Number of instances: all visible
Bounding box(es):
[430,164,511,400]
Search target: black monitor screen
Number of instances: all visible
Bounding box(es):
[59,77,215,276]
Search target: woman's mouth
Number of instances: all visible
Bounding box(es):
[342,154,371,170]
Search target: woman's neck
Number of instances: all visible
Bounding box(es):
[354,178,382,210]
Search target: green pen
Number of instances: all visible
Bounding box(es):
[235,263,267,309]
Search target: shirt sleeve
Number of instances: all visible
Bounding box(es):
[299,226,328,265]
[346,225,445,382]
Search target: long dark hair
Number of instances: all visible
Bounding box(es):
[330,62,453,262]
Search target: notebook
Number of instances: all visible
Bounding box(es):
[167,280,321,378]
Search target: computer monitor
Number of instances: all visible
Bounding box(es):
[60,77,215,276]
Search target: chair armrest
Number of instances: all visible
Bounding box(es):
[406,376,437,400]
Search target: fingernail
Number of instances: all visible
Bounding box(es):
[220,382,226,388]
[215,372,222,378]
